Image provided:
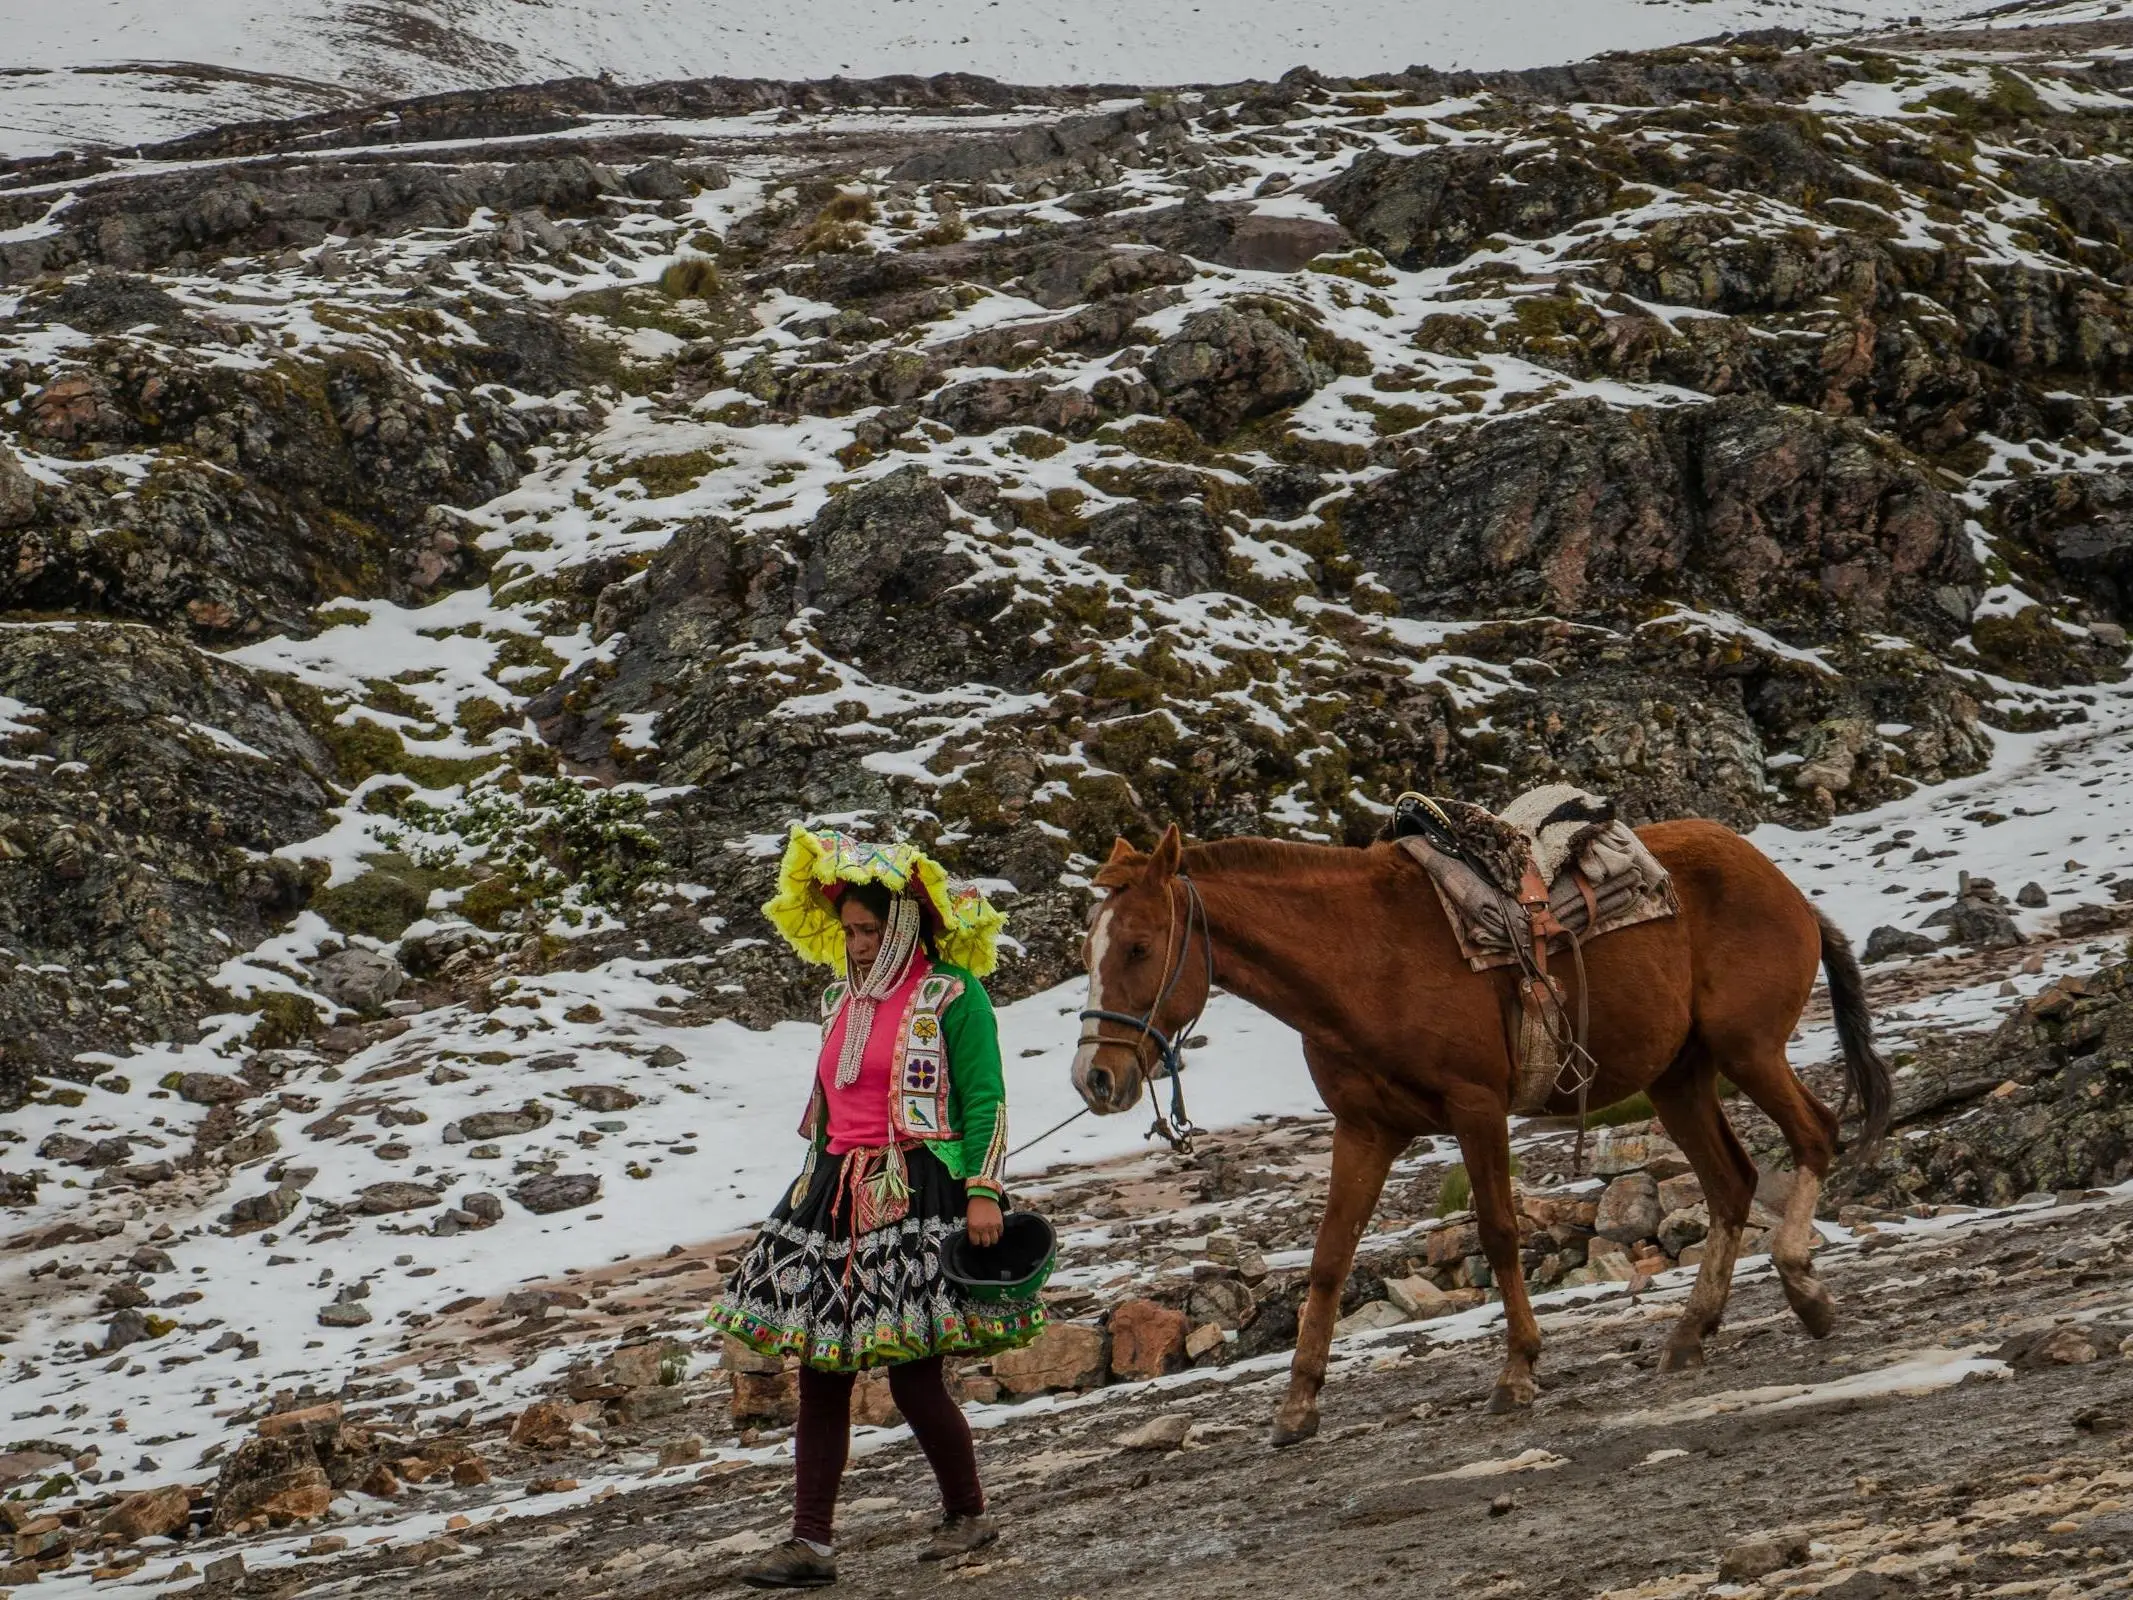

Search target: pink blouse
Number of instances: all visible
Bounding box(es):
[817,958,931,1153]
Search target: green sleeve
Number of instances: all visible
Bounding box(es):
[944,974,1009,1200]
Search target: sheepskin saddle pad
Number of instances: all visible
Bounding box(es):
[1388,784,1680,973]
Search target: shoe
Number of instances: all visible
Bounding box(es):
[918,1512,998,1562]
[739,1539,838,1588]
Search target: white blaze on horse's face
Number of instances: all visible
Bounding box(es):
[1070,897,1118,1092]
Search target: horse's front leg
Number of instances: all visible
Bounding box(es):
[1271,1118,1402,1447]
[1446,1091,1542,1411]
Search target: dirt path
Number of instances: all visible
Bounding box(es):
[217,1191,2133,1600]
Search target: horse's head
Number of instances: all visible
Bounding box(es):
[1071,824,1210,1116]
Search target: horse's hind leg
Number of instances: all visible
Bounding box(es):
[1644,1044,1757,1372]
[1721,1044,1841,1339]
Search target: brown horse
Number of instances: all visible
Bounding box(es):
[1071,820,1890,1445]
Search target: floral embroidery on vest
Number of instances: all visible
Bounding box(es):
[799,974,963,1146]
[891,973,961,1142]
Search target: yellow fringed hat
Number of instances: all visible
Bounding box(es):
[762,825,1007,978]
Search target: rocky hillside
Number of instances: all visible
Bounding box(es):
[10,11,2133,1588]
[0,0,2001,157]
[8,13,2133,1086]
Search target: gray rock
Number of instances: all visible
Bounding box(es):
[313,947,406,1011]
[227,1185,302,1232]
[1658,1204,1710,1257]
[2017,882,2048,908]
[1594,1172,1661,1244]
[1341,395,1976,637]
[1863,925,1940,963]
[2061,903,2126,938]
[1184,1275,1257,1330]
[0,441,36,529]
[1323,143,1624,268]
[562,1084,641,1112]
[177,1073,251,1106]
[1718,1530,1812,1583]
[512,1173,600,1214]
[460,1191,504,1222]
[1078,502,1229,598]
[1115,1414,1193,1451]
[1948,895,2025,951]
[103,1308,154,1351]
[317,1302,372,1328]
[454,1100,554,1140]
[353,1182,442,1215]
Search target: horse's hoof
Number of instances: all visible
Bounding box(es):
[1485,1381,1535,1414]
[1269,1413,1320,1449]
[1786,1281,1838,1340]
[1658,1340,1705,1374]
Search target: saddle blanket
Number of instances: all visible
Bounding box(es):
[1391,784,1680,973]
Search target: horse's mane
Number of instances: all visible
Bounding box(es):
[1184,836,1361,876]
[1094,834,1374,889]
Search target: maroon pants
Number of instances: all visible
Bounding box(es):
[792,1357,983,1545]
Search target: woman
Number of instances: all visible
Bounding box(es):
[708,827,1046,1590]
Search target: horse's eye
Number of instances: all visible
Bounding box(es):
[1128,940,1152,962]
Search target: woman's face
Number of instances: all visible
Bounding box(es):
[840,898,884,968]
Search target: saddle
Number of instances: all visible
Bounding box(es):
[1389,784,1680,1122]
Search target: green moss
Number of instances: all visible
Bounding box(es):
[254,992,319,1049]
[589,447,727,498]
[456,697,514,741]
[323,718,498,790]
[310,852,468,941]
[1509,293,1603,342]
[1307,251,1397,288]
[1009,430,1067,461]
[460,874,531,931]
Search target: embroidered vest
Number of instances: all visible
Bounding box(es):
[803,970,963,1145]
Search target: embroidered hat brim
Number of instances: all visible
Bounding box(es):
[762,825,1007,976]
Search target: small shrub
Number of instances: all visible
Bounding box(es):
[914,216,968,247]
[817,190,876,224]
[659,257,721,300]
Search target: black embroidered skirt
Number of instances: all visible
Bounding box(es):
[706,1143,1046,1372]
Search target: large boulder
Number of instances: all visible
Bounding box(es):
[1108,1299,1190,1380]
[1340,396,1980,641]
[1321,144,1625,269]
[212,1435,331,1530]
[992,1322,1109,1395]
[1078,502,1229,597]
[1144,308,1328,440]
[312,948,406,1011]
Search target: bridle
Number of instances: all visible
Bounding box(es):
[1077,870,1213,1154]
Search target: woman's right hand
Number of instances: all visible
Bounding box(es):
[965,1194,1003,1247]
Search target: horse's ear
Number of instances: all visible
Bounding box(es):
[1105,837,1136,867]
[1149,823,1184,878]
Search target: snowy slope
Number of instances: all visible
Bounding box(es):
[0,0,2004,157]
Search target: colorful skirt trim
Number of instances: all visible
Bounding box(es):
[707,1143,1047,1373]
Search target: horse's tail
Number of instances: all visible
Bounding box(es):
[1817,910,1892,1151]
